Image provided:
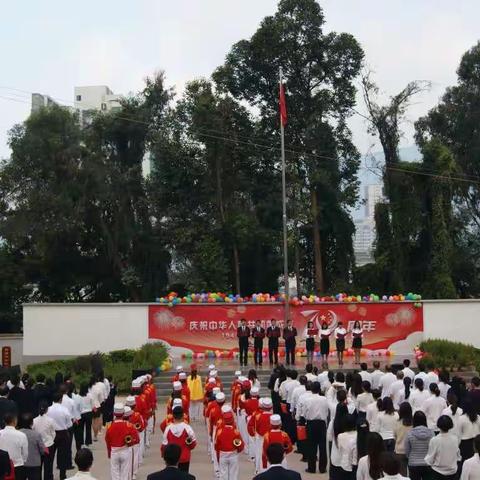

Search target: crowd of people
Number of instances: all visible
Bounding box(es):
[2,358,480,480]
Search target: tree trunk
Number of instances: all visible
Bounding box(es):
[294,230,301,296]
[311,189,324,293]
[232,243,241,295]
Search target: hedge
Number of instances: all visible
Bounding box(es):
[26,342,168,392]
[419,339,480,370]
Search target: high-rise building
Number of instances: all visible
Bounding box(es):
[74,85,122,125]
[364,184,383,219]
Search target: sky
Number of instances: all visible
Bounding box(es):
[1,0,479,161]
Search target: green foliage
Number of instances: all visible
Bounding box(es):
[26,343,168,392]
[419,339,479,370]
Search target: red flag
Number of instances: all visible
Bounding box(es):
[279,82,287,127]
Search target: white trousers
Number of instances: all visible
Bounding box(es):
[145,419,152,447]
[189,401,202,421]
[139,430,145,464]
[254,434,263,473]
[237,412,249,448]
[132,443,140,477]
[218,451,239,480]
[110,446,133,480]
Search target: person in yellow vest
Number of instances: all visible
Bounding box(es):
[187,364,203,422]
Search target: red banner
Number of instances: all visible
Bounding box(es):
[148,303,423,355]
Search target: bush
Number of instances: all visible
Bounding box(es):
[26,342,168,393]
[419,339,480,370]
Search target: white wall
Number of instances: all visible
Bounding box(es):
[23,304,148,356]
[423,300,480,347]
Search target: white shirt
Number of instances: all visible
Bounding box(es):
[438,382,450,399]
[357,392,374,413]
[306,373,317,383]
[327,419,341,467]
[461,453,480,480]
[370,370,384,390]
[335,327,347,340]
[72,393,83,421]
[425,371,439,390]
[62,394,75,419]
[359,370,372,384]
[414,371,428,385]
[295,391,313,421]
[379,372,396,398]
[90,382,106,409]
[366,402,380,432]
[326,382,346,404]
[402,367,415,380]
[423,395,447,430]
[103,378,111,398]
[328,398,356,419]
[79,393,94,414]
[284,380,300,404]
[337,431,357,471]
[458,415,480,440]
[377,411,399,440]
[67,471,98,479]
[47,402,73,430]
[290,385,306,413]
[0,426,28,467]
[425,432,461,475]
[442,406,463,440]
[317,371,330,392]
[320,328,331,339]
[303,394,329,421]
[278,379,291,401]
[409,389,431,413]
[357,455,376,480]
[382,475,410,480]
[33,414,56,447]
[390,380,405,409]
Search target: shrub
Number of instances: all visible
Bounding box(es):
[419,339,479,370]
[109,349,136,363]
[132,342,168,370]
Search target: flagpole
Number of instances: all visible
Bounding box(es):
[279,67,289,326]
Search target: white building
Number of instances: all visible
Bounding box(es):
[364,184,383,219]
[31,93,59,113]
[74,86,122,125]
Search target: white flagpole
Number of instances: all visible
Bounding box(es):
[280,67,289,326]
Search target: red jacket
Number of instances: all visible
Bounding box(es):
[105,420,140,457]
[135,393,150,421]
[167,395,189,415]
[208,403,224,436]
[181,383,191,403]
[262,429,293,468]
[247,411,272,437]
[231,383,242,411]
[214,425,244,460]
[161,422,196,464]
[160,413,189,432]
[240,397,259,417]
[130,411,146,432]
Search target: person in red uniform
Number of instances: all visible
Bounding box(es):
[231,371,243,413]
[167,382,189,415]
[105,403,140,480]
[237,318,251,367]
[171,366,184,383]
[178,372,191,403]
[262,414,293,470]
[207,370,223,391]
[247,397,273,474]
[214,410,244,480]
[161,407,196,473]
[160,399,189,432]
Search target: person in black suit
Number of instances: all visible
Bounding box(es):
[252,320,266,366]
[267,319,281,366]
[253,443,302,480]
[0,385,17,429]
[33,374,52,415]
[282,319,297,366]
[147,444,196,480]
[237,319,250,367]
[7,376,29,415]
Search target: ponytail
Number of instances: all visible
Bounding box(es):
[429,383,440,397]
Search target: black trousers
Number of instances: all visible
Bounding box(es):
[285,342,296,365]
[239,340,248,365]
[254,340,263,365]
[18,466,41,480]
[409,465,432,480]
[306,419,327,473]
[52,429,70,480]
[81,411,93,445]
[269,341,279,364]
[430,470,457,480]
[178,462,190,473]
[73,420,84,451]
[66,426,74,467]
[42,445,55,480]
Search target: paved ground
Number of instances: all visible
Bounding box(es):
[77,402,327,480]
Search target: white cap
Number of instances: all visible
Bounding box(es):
[176,365,184,372]
[208,364,216,370]
[173,398,183,407]
[238,376,247,383]
[179,372,187,380]
[251,386,260,396]
[145,374,152,380]
[235,370,242,377]
[221,404,232,413]
[208,377,216,384]
[124,406,132,417]
[261,398,273,409]
[270,414,281,426]
[125,396,136,407]
[216,392,226,402]
[114,403,125,415]
[173,381,182,391]
[210,370,218,377]
[131,379,141,389]
[212,387,221,395]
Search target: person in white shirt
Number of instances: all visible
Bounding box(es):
[357,432,385,480]
[357,381,375,415]
[414,365,428,385]
[283,371,300,408]
[67,447,97,479]
[425,415,460,478]
[409,378,431,413]
[461,435,480,480]
[437,372,451,400]
[359,363,372,385]
[328,403,349,479]
[89,375,106,441]
[423,383,447,431]
[458,401,480,466]
[305,364,317,383]
[379,366,396,399]
[389,371,405,410]
[370,362,384,391]
[349,373,365,409]
[317,370,331,393]
[402,359,415,381]
[329,389,356,420]
[33,402,57,479]
[304,321,318,365]
[0,412,28,473]
[295,384,313,422]
[425,369,439,391]
[319,321,332,369]
[335,322,347,367]
[442,392,463,441]
[327,372,347,404]
[290,376,307,414]
[337,414,358,476]
[377,398,399,451]
[366,391,382,433]
[78,382,94,447]
[382,451,410,480]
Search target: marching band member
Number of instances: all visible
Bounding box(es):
[319,321,331,369]
[187,364,204,422]
[178,372,191,403]
[231,371,243,415]
[334,321,347,367]
[105,403,139,480]
[247,397,273,474]
[236,379,251,448]
[123,406,140,479]
[266,319,281,366]
[282,319,297,366]
[351,320,364,364]
[214,410,244,480]
[209,370,224,391]
[125,396,146,469]
[252,320,266,367]
[262,414,293,470]
[209,393,226,477]
[167,382,189,414]
[161,406,196,473]
[304,321,318,365]
[172,366,184,383]
[241,386,260,461]
[160,399,188,432]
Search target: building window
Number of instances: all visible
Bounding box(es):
[101,103,107,111]
[76,95,82,101]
